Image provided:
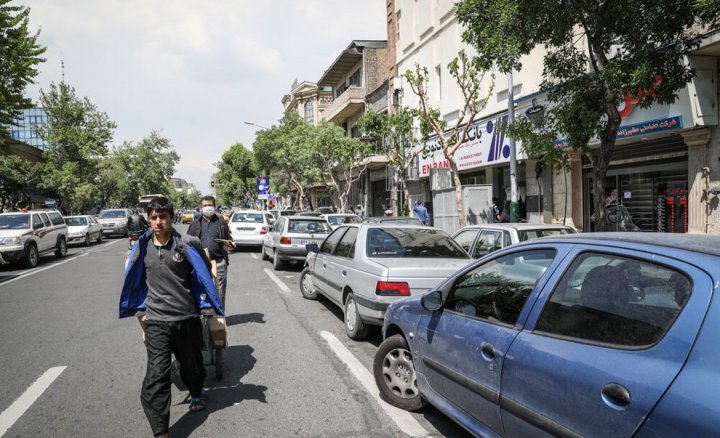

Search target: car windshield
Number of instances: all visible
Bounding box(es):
[232,213,263,223]
[287,219,332,234]
[518,228,575,241]
[327,215,361,225]
[367,228,469,258]
[99,210,127,219]
[65,217,88,226]
[0,214,30,230]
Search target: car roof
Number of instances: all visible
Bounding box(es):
[231,210,264,214]
[289,215,328,220]
[63,215,90,218]
[457,223,574,231]
[533,232,720,258]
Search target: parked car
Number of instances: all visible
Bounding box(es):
[180,210,196,224]
[97,208,133,237]
[374,232,720,437]
[64,215,103,246]
[362,216,425,226]
[229,210,275,249]
[452,223,576,258]
[262,216,332,270]
[268,209,298,220]
[315,206,335,214]
[322,213,362,229]
[0,210,68,268]
[300,224,471,339]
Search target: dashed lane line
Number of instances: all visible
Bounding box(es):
[0,366,67,437]
[102,238,124,247]
[320,331,429,437]
[249,253,258,259]
[263,268,292,294]
[0,253,89,287]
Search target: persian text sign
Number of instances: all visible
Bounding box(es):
[555,115,683,150]
[416,115,525,177]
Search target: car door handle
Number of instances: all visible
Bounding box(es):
[480,342,495,360]
[601,383,631,408]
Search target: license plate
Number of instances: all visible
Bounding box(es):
[299,240,312,245]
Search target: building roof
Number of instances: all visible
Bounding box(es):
[318,40,387,87]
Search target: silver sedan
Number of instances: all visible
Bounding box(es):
[261,215,333,270]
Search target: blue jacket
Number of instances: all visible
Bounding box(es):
[119,228,224,318]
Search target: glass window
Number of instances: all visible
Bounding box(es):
[472,230,503,258]
[517,228,575,241]
[99,210,127,219]
[40,213,51,227]
[32,214,43,229]
[366,228,468,258]
[320,227,347,254]
[304,101,314,124]
[349,68,362,87]
[0,214,30,229]
[445,249,557,325]
[535,252,692,347]
[452,229,479,253]
[49,212,64,225]
[288,219,332,234]
[334,227,358,258]
[232,213,263,223]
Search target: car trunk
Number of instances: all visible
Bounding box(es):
[372,258,471,294]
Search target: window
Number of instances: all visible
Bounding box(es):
[304,101,314,124]
[396,10,401,42]
[472,230,506,258]
[453,229,479,253]
[535,253,692,347]
[435,65,442,101]
[32,214,43,230]
[366,228,468,258]
[445,249,556,325]
[320,227,347,254]
[40,213,51,227]
[334,227,358,258]
[349,68,362,87]
[49,212,64,225]
[517,228,575,241]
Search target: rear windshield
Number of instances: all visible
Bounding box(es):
[65,217,88,226]
[287,219,332,234]
[327,215,361,225]
[378,218,423,225]
[518,228,575,242]
[99,210,127,219]
[0,214,30,230]
[232,213,263,223]
[367,228,469,258]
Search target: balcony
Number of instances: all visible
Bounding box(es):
[324,87,365,123]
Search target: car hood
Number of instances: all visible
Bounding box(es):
[0,229,28,238]
[97,217,123,224]
[67,225,89,233]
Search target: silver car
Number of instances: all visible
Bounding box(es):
[64,215,103,246]
[97,208,133,237]
[299,224,471,340]
[262,215,332,270]
[452,223,576,258]
[229,210,275,249]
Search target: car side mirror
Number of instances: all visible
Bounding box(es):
[421,290,443,311]
[306,243,320,253]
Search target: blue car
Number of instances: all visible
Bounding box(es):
[373,233,720,437]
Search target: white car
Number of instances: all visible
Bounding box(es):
[322,213,362,229]
[64,215,103,246]
[0,210,68,268]
[229,210,275,249]
[452,223,576,258]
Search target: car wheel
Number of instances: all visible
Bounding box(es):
[123,228,129,238]
[55,237,67,258]
[299,267,318,300]
[84,233,91,247]
[344,293,368,340]
[272,250,284,271]
[23,244,39,268]
[373,334,425,411]
[261,245,269,261]
[96,232,103,243]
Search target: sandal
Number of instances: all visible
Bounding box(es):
[189,397,206,412]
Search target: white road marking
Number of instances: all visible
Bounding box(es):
[263,268,292,294]
[0,253,89,287]
[102,239,123,247]
[320,331,429,437]
[249,253,258,259]
[0,366,67,437]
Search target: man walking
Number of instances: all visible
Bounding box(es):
[119,196,223,437]
[187,196,232,304]
[490,197,502,223]
[413,200,429,225]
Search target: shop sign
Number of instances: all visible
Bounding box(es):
[416,114,526,177]
[555,115,684,150]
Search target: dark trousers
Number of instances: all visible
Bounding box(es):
[141,318,206,436]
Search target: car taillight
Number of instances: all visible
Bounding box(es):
[375,281,411,296]
[280,236,291,244]
[259,226,267,235]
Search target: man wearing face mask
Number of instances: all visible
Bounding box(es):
[187,196,232,304]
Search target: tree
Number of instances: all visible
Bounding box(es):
[457,0,717,231]
[403,53,494,227]
[215,142,257,207]
[0,0,46,138]
[357,107,421,215]
[0,153,38,212]
[37,81,116,213]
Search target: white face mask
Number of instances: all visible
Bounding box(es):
[202,206,215,217]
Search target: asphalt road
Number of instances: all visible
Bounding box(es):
[0,225,470,437]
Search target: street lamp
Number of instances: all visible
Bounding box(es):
[244,121,269,130]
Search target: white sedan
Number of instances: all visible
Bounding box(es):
[64,215,104,246]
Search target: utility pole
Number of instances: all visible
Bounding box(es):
[508,72,519,222]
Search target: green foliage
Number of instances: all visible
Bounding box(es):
[0,0,46,137]
[167,188,201,210]
[215,142,257,207]
[0,152,38,211]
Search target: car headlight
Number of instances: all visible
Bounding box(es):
[0,236,21,245]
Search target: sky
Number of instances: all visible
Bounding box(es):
[24,0,387,194]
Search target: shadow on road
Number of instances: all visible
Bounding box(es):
[170,344,267,438]
[225,312,266,326]
[316,296,383,347]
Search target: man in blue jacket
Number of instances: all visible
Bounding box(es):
[119,196,223,437]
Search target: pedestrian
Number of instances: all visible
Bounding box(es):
[349,205,356,215]
[187,195,233,305]
[489,197,501,223]
[119,196,223,438]
[412,200,429,225]
[14,200,29,212]
[356,204,365,218]
[383,205,393,216]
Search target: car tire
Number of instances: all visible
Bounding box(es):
[96,232,103,243]
[84,233,91,247]
[123,228,129,238]
[55,237,67,258]
[299,267,318,300]
[261,245,269,261]
[373,334,425,411]
[23,243,39,268]
[344,293,368,340]
[272,250,284,271]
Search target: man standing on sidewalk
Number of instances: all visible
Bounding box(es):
[413,200,429,225]
[187,195,232,304]
[119,196,223,437]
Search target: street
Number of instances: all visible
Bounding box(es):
[0,224,470,438]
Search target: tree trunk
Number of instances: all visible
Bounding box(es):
[590,149,610,231]
[451,162,465,228]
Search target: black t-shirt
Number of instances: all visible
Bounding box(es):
[199,215,224,260]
